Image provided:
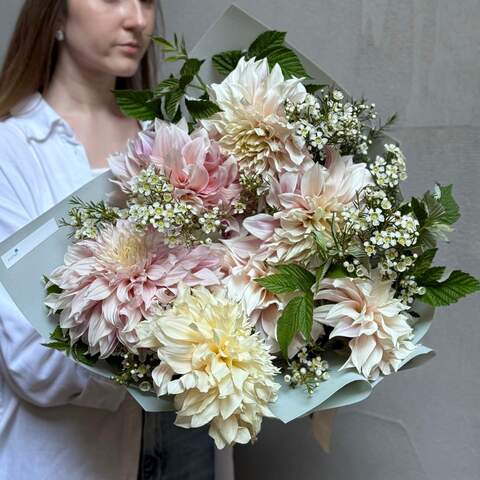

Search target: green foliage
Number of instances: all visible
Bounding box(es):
[417,270,480,307]
[42,327,99,366]
[212,30,310,80]
[212,50,244,75]
[412,184,461,249]
[255,264,316,358]
[112,90,162,120]
[277,292,314,358]
[184,98,222,121]
[255,264,315,294]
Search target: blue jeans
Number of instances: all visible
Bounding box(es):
[138,411,214,480]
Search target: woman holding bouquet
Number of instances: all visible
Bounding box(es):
[0,1,216,478]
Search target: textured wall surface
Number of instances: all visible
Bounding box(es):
[1,1,479,479]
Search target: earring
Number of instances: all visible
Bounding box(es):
[55,30,65,41]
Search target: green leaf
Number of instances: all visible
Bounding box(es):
[185,98,221,121]
[42,341,69,352]
[212,50,244,75]
[275,264,316,291]
[418,270,480,306]
[418,266,446,284]
[410,248,437,277]
[305,84,327,95]
[113,89,160,120]
[277,293,314,358]
[411,197,427,226]
[153,77,180,97]
[152,36,174,48]
[180,58,205,82]
[248,31,287,58]
[165,89,184,120]
[325,264,349,279]
[435,184,460,225]
[255,274,300,294]
[264,46,310,79]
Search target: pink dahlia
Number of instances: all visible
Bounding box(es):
[109,118,242,210]
[45,220,224,357]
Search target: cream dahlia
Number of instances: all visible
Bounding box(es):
[45,221,224,357]
[135,285,280,449]
[313,271,415,380]
[202,56,310,178]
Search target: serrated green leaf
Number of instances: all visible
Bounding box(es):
[411,197,427,226]
[305,84,327,95]
[180,58,205,83]
[165,89,184,120]
[153,77,180,97]
[113,89,160,120]
[418,266,446,284]
[264,46,310,79]
[436,184,460,225]
[255,274,300,294]
[185,98,221,121]
[275,264,316,291]
[248,31,286,58]
[212,50,243,75]
[418,270,480,306]
[277,293,313,358]
[410,248,437,277]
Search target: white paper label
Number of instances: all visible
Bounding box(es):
[1,218,59,269]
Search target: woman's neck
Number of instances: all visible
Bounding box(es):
[43,52,123,119]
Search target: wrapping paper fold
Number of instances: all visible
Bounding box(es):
[0,4,435,424]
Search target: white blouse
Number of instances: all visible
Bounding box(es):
[0,92,143,479]
[0,92,235,480]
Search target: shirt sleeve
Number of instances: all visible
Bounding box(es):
[0,122,128,411]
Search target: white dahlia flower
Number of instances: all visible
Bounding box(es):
[314,271,415,380]
[202,56,310,178]
[135,285,280,449]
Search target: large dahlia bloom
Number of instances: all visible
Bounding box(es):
[109,118,242,209]
[245,150,373,265]
[313,271,415,380]
[202,56,310,178]
[136,285,280,449]
[45,221,224,357]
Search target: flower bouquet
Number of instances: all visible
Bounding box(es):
[1,6,478,450]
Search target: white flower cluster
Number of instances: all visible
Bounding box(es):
[365,211,420,254]
[127,166,194,244]
[284,346,330,395]
[379,249,418,278]
[74,216,98,240]
[68,203,123,240]
[398,274,427,304]
[343,258,368,277]
[285,88,376,158]
[198,207,222,235]
[370,144,407,188]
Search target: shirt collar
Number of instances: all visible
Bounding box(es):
[11,91,151,143]
[10,92,77,143]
